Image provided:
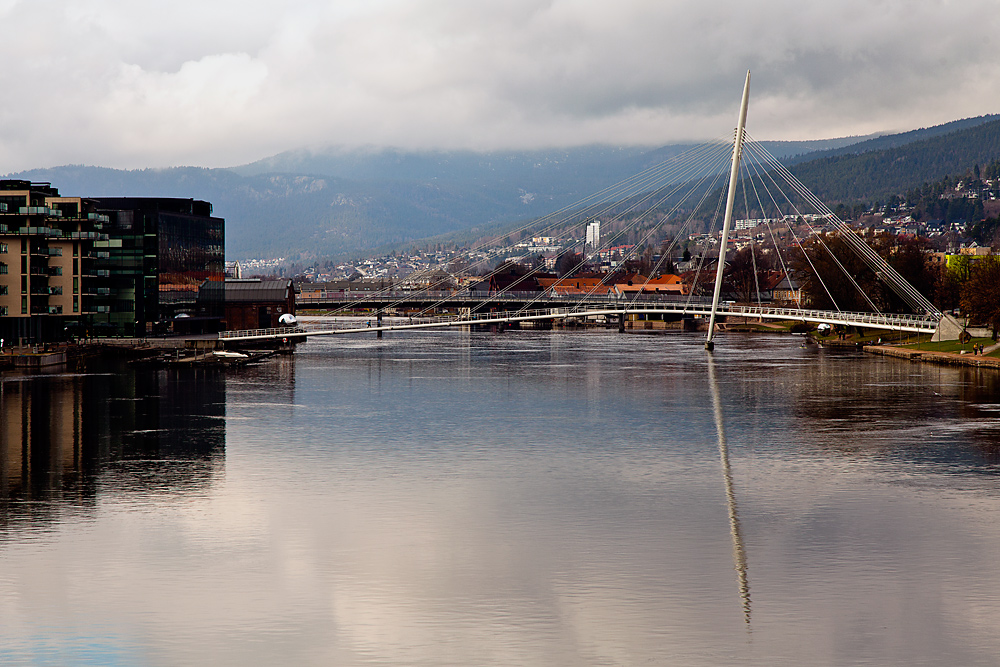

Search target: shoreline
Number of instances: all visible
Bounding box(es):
[863,344,1000,369]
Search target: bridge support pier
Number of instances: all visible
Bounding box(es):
[618,313,626,333]
[377,313,383,338]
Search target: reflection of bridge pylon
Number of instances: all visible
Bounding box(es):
[707,353,752,627]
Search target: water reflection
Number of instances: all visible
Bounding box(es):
[706,352,751,626]
[0,365,225,527]
[789,347,1000,468]
[4,333,1000,666]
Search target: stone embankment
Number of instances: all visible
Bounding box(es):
[864,345,1000,369]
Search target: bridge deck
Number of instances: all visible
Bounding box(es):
[220,302,940,342]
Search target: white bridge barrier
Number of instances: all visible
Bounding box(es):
[218,302,941,342]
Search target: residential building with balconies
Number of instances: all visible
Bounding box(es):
[0,181,106,343]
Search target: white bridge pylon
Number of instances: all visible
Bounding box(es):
[219,304,940,343]
[706,69,752,351]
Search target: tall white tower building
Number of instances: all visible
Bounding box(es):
[586,221,601,248]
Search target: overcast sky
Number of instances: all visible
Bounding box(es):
[1,0,997,172]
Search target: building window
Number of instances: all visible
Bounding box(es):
[73,277,79,293]
[0,285,6,295]
[73,296,78,313]
[73,258,78,275]
[20,239,26,254]
[0,242,7,253]
[0,306,6,316]
[73,243,79,257]
[21,296,27,314]
[0,262,6,275]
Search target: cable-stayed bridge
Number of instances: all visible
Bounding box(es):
[219,299,940,343]
[221,71,956,347]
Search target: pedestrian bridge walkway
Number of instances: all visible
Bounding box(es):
[217,303,941,343]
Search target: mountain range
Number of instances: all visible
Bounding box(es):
[7,115,1000,262]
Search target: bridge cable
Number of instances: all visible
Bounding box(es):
[381,138,734,321]
[744,134,939,316]
[459,141,734,318]
[513,144,734,319]
[744,139,884,311]
[740,164,765,313]
[742,144,854,312]
[313,137,733,321]
[552,146,735,317]
[743,157,800,308]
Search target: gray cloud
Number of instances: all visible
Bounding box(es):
[1,0,998,172]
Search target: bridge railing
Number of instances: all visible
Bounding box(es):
[298,291,716,305]
[219,326,310,340]
[221,302,940,340]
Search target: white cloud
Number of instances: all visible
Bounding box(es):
[1,0,999,171]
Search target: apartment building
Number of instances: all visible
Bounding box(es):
[0,181,106,343]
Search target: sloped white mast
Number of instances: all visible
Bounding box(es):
[706,70,751,351]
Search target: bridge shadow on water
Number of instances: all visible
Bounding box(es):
[0,364,226,530]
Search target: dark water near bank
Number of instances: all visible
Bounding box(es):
[2,331,1000,666]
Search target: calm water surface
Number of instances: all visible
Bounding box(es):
[2,330,1000,666]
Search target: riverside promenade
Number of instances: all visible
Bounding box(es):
[865,344,1000,369]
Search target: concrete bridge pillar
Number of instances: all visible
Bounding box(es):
[931,313,963,342]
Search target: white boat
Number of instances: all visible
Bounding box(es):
[212,351,249,359]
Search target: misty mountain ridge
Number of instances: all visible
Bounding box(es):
[6,117,998,262]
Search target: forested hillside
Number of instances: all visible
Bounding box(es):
[789,117,1000,202]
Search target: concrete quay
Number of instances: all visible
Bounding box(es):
[864,345,1000,369]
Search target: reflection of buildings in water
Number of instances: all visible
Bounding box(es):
[0,375,85,505]
[793,350,1000,461]
[0,367,226,522]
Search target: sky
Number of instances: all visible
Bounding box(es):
[2,0,998,173]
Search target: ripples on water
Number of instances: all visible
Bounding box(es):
[2,330,1000,666]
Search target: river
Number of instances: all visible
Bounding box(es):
[2,330,999,666]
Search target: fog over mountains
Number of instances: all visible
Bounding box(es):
[7,115,1000,262]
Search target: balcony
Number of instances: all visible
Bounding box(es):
[16,226,62,237]
[30,305,63,315]
[30,247,62,257]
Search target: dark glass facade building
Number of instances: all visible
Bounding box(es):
[91,198,225,335]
